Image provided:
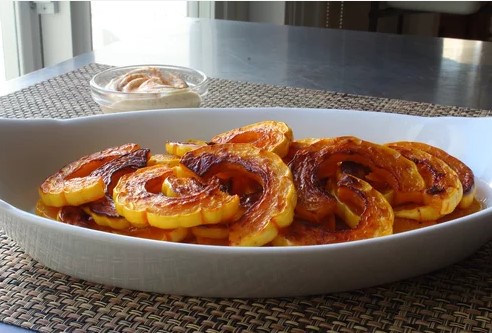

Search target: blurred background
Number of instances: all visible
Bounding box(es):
[1,1,491,83]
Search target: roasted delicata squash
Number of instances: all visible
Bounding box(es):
[283,138,323,163]
[165,139,209,157]
[190,224,230,247]
[39,143,141,207]
[288,136,425,224]
[181,143,297,246]
[385,143,463,221]
[37,121,481,246]
[122,226,190,242]
[387,141,475,209]
[113,163,240,229]
[273,174,394,245]
[211,121,294,158]
[147,153,181,166]
[82,148,150,230]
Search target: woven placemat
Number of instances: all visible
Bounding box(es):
[0,63,491,333]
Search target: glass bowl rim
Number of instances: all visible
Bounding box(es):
[89,64,208,96]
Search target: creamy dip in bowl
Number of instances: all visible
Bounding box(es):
[90,65,208,113]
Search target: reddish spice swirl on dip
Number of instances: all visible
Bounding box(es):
[100,66,202,112]
[105,67,189,92]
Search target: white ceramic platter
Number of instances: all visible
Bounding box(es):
[1,108,491,298]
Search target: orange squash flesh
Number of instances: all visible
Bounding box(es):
[273,174,394,245]
[288,136,425,224]
[211,121,293,158]
[181,143,297,246]
[386,144,463,221]
[388,141,475,209]
[113,163,240,229]
[82,148,150,230]
[165,139,209,157]
[36,122,481,246]
[39,143,141,207]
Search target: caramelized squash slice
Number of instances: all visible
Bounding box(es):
[165,140,208,157]
[147,153,181,166]
[273,174,393,245]
[82,148,150,230]
[386,143,463,221]
[181,143,297,246]
[288,136,425,224]
[388,141,475,209]
[211,121,294,158]
[113,163,240,229]
[39,143,141,207]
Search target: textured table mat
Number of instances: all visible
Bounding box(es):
[0,63,491,332]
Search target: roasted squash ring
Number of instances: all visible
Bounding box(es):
[180,143,297,246]
[288,136,425,224]
[113,163,240,229]
[165,140,208,157]
[185,218,230,245]
[120,226,190,242]
[273,174,394,245]
[386,143,463,221]
[39,143,141,207]
[388,141,475,209]
[83,149,150,230]
[283,138,322,163]
[211,121,294,158]
[191,224,229,240]
[147,153,181,166]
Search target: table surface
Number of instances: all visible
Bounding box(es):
[1,17,492,110]
[0,18,491,333]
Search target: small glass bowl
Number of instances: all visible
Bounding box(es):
[90,65,208,113]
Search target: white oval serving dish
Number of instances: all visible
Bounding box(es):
[0,107,491,298]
